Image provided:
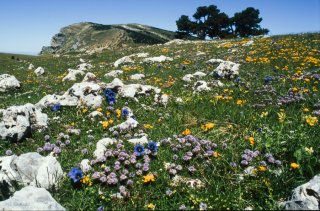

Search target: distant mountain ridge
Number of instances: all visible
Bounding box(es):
[40,22,196,54]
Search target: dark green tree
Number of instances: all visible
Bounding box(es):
[232,7,269,37]
[176,15,193,35]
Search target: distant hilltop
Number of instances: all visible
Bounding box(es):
[40,22,197,55]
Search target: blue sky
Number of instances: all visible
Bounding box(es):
[0,0,319,54]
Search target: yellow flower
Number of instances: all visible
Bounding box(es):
[143,173,156,183]
[147,203,156,210]
[144,124,154,129]
[201,122,215,131]
[290,163,300,170]
[258,166,267,172]
[108,119,114,124]
[97,108,103,112]
[116,109,121,118]
[277,112,286,123]
[80,176,93,186]
[303,108,310,112]
[260,111,268,118]
[248,137,255,145]
[102,121,109,129]
[306,115,318,126]
[236,99,247,106]
[82,108,88,113]
[292,87,299,92]
[182,128,191,136]
[213,151,221,158]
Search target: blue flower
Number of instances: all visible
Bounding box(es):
[51,103,61,111]
[122,108,129,117]
[68,167,83,183]
[264,76,273,83]
[134,144,145,157]
[104,89,117,105]
[148,142,158,152]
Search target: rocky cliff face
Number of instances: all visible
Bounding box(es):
[40,22,192,55]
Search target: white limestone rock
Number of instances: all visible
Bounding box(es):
[207,59,240,79]
[0,74,21,92]
[28,63,34,70]
[206,59,224,64]
[88,111,103,119]
[110,118,139,132]
[105,78,124,89]
[0,186,65,210]
[130,73,145,80]
[196,51,206,56]
[0,103,48,141]
[34,67,45,76]
[77,63,93,71]
[0,153,63,192]
[37,82,103,109]
[114,56,134,68]
[193,80,211,92]
[105,78,160,101]
[182,74,194,82]
[62,69,85,81]
[154,94,170,107]
[82,72,98,83]
[105,70,123,78]
[283,174,320,210]
[182,71,206,82]
[93,138,117,159]
[143,55,173,63]
[127,136,148,145]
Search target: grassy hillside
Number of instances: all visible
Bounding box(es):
[40,22,197,55]
[0,32,319,210]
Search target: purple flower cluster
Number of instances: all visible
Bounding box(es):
[89,141,158,189]
[161,135,221,176]
[37,133,71,155]
[239,149,282,167]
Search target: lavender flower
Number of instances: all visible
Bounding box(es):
[126,179,134,187]
[5,149,13,156]
[53,147,61,154]
[241,160,249,166]
[100,176,107,183]
[188,166,196,172]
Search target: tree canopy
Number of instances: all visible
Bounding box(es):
[176,5,269,39]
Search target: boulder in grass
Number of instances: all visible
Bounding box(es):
[62,69,85,81]
[282,174,320,210]
[0,152,63,193]
[0,103,48,141]
[34,67,45,76]
[0,74,21,92]
[143,55,173,63]
[0,186,65,210]
[207,59,240,79]
[105,70,123,78]
[113,56,134,68]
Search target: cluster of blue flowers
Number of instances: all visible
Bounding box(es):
[134,142,158,157]
[68,167,83,183]
[104,88,116,105]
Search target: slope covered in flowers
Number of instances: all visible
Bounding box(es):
[0,33,319,210]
